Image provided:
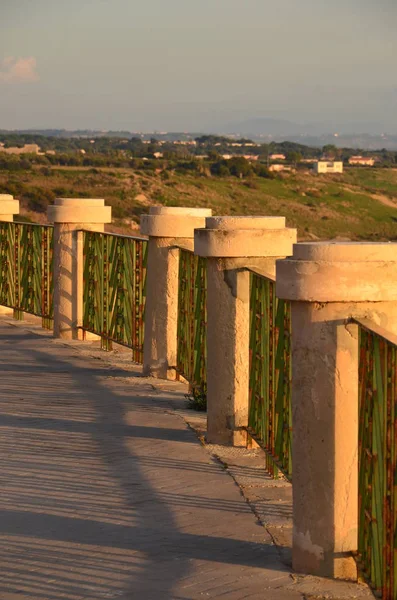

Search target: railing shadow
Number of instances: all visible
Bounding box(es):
[0,323,285,599]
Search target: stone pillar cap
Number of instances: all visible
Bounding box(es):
[292,241,397,262]
[277,241,397,302]
[149,206,212,217]
[54,198,107,207]
[47,197,112,224]
[0,193,19,215]
[140,206,212,238]
[194,214,296,258]
[206,216,286,230]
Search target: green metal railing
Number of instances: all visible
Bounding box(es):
[0,221,54,328]
[356,318,397,599]
[248,272,292,479]
[176,248,207,396]
[82,231,147,363]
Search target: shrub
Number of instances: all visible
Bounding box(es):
[243,180,259,190]
[228,157,253,178]
[306,188,322,198]
[40,167,52,177]
[255,165,274,179]
[210,161,230,177]
[186,387,207,411]
[53,187,69,196]
[112,204,129,218]
[23,187,55,212]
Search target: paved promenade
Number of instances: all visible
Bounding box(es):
[0,319,371,600]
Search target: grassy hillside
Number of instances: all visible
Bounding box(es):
[2,166,397,241]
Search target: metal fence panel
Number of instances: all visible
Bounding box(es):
[82,231,147,363]
[358,323,397,599]
[248,272,292,479]
[0,221,53,328]
[177,249,207,395]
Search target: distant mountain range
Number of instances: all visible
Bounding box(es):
[214,117,397,138]
[1,124,397,150]
[208,117,397,149]
[216,118,307,137]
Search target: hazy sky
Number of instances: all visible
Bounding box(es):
[0,0,396,132]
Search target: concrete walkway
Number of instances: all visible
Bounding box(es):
[0,319,371,600]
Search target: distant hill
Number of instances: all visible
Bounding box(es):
[210,118,397,149]
[1,127,397,150]
[215,118,308,137]
[3,165,397,242]
[286,133,397,151]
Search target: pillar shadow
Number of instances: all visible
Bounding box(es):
[0,323,286,599]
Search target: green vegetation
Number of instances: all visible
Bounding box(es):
[343,168,397,197]
[186,387,207,412]
[1,133,397,240]
[1,163,397,241]
[1,132,397,166]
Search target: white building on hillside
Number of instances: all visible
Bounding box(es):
[270,153,286,160]
[348,156,376,166]
[313,161,343,174]
[269,164,295,173]
[0,143,41,155]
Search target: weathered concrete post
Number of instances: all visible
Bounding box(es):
[276,242,397,580]
[0,194,20,316]
[0,194,19,223]
[47,198,112,339]
[195,216,297,446]
[141,206,212,380]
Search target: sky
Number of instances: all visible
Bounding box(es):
[0,0,396,133]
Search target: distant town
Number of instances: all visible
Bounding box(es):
[0,130,395,177]
[2,127,397,150]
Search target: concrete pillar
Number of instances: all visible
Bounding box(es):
[0,194,19,223]
[140,206,212,380]
[195,216,297,446]
[47,198,112,339]
[0,194,20,315]
[276,242,397,580]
